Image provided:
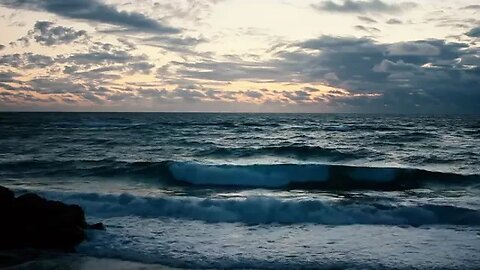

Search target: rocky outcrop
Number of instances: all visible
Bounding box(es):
[0,185,104,252]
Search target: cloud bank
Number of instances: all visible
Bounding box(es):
[0,0,179,33]
[312,0,417,14]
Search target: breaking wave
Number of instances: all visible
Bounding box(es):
[38,191,480,226]
[1,160,478,191]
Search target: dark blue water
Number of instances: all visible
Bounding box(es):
[1,112,479,269]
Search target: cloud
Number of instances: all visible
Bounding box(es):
[0,0,180,34]
[0,91,57,105]
[125,62,155,75]
[30,21,88,46]
[386,41,445,56]
[171,59,281,82]
[152,0,224,23]
[466,27,480,37]
[275,36,479,112]
[139,35,207,53]
[0,53,55,69]
[357,16,377,23]
[244,90,263,99]
[0,44,5,50]
[0,71,20,83]
[6,76,109,105]
[372,59,418,73]
[283,90,312,103]
[148,36,476,112]
[28,78,87,94]
[386,18,402,24]
[63,51,141,66]
[354,25,380,33]
[312,0,417,14]
[462,5,480,10]
[93,29,206,55]
[0,37,157,101]
[57,44,156,79]
[117,38,136,50]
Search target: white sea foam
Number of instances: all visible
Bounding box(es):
[40,191,480,226]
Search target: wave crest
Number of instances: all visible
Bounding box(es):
[41,191,480,226]
[1,160,477,191]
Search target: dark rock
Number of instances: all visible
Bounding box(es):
[0,186,14,205]
[0,249,46,268]
[0,186,14,216]
[87,222,106,230]
[0,185,103,253]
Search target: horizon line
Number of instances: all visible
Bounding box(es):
[1,111,479,115]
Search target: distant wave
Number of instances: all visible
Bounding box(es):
[37,191,480,226]
[375,131,435,143]
[1,160,478,191]
[195,145,374,161]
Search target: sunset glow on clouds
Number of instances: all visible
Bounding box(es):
[0,0,479,112]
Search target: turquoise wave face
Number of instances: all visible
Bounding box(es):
[1,160,478,191]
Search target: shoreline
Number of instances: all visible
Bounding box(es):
[2,252,179,270]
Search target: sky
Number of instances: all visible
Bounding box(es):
[0,0,479,113]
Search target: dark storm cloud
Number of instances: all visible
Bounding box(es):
[172,35,479,112]
[0,0,180,34]
[466,27,480,37]
[278,36,479,112]
[30,21,87,46]
[312,0,417,14]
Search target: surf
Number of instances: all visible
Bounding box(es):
[1,160,478,191]
[29,190,480,226]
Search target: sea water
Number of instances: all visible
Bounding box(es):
[1,112,479,269]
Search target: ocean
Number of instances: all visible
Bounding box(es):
[1,112,479,269]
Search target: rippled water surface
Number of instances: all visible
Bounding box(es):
[1,112,479,269]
